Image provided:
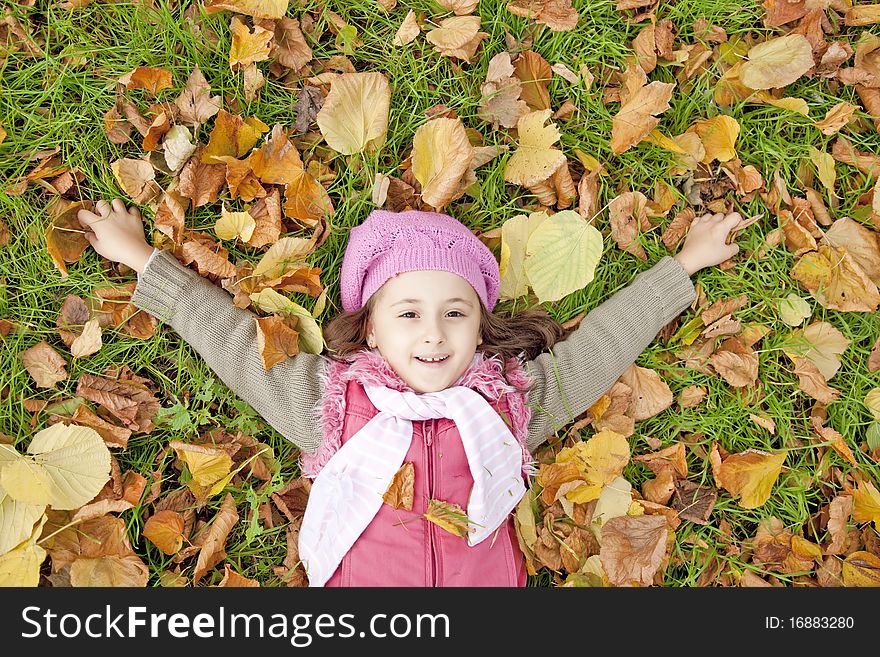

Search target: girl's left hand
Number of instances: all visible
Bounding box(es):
[672,212,742,276]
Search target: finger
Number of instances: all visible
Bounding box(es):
[95,200,111,217]
[77,209,98,225]
[111,198,127,214]
[725,212,743,224]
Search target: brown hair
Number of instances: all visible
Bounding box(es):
[322,294,572,392]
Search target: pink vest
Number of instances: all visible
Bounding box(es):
[301,350,534,586]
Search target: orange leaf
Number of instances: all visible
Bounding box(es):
[143,510,185,555]
[383,462,414,510]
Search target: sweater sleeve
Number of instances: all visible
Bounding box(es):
[130,248,326,455]
[522,255,696,452]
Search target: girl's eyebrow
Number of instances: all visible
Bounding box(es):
[391,297,473,307]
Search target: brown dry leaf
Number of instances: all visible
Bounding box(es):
[701,293,749,325]
[508,0,579,31]
[671,480,717,525]
[254,315,300,369]
[229,16,272,70]
[393,10,420,46]
[709,339,759,388]
[76,371,159,433]
[193,493,239,585]
[537,461,582,505]
[424,498,471,538]
[411,117,474,210]
[143,510,186,555]
[749,413,776,434]
[141,111,170,152]
[203,110,269,163]
[243,63,265,102]
[812,419,857,467]
[103,103,132,145]
[831,136,880,178]
[852,480,880,530]
[217,563,260,587]
[70,404,131,449]
[813,102,859,135]
[820,217,880,286]
[717,449,786,509]
[284,169,335,226]
[643,469,675,504]
[178,154,227,208]
[110,158,162,205]
[827,495,853,555]
[610,78,675,154]
[175,65,221,126]
[633,443,687,478]
[478,72,528,129]
[20,340,68,389]
[69,555,149,586]
[678,385,706,408]
[383,462,414,511]
[118,67,173,94]
[425,15,488,63]
[661,207,696,251]
[619,363,673,421]
[869,335,880,373]
[202,0,288,19]
[439,0,480,13]
[45,199,92,276]
[599,514,668,586]
[608,190,651,260]
[514,50,552,111]
[791,244,880,312]
[271,17,313,74]
[215,155,264,202]
[740,34,814,90]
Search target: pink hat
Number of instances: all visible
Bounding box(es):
[340,209,500,313]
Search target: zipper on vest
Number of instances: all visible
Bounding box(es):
[426,419,437,585]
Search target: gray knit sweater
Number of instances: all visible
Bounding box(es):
[131,249,696,454]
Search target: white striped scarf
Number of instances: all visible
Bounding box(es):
[298,383,527,587]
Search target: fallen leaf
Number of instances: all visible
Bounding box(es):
[599,514,668,586]
[174,65,221,126]
[852,480,880,531]
[619,364,673,420]
[383,462,414,510]
[793,357,840,404]
[178,155,227,208]
[202,0,288,19]
[144,510,186,555]
[608,191,651,260]
[229,16,272,70]
[842,551,880,586]
[813,102,859,135]
[504,109,567,187]
[610,79,675,154]
[118,66,173,94]
[514,50,552,111]
[202,110,269,163]
[688,115,739,163]
[110,158,162,205]
[20,340,68,389]
[778,293,811,326]
[0,514,47,586]
[411,117,473,210]
[217,563,260,587]
[740,34,814,90]
[424,498,471,537]
[193,493,239,584]
[671,480,717,524]
[819,216,880,286]
[782,320,850,381]
[393,10,420,46]
[749,413,776,434]
[316,72,390,155]
[717,449,786,509]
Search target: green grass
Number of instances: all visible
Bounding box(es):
[1,0,879,587]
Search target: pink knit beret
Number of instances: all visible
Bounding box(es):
[340,209,501,313]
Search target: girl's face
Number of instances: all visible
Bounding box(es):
[366,270,483,394]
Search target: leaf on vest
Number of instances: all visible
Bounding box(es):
[424,499,471,538]
[382,462,414,511]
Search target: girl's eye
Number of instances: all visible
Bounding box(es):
[399,311,465,318]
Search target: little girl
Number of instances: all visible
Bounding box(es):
[77,199,742,587]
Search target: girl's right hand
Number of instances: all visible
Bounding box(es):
[77,199,155,273]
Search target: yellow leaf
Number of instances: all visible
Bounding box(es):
[718,449,786,509]
[740,34,814,90]
[865,388,880,422]
[852,480,880,531]
[0,445,46,556]
[791,535,823,561]
[689,115,739,163]
[172,443,233,488]
[842,551,880,587]
[215,204,256,242]
[791,244,880,312]
[559,430,630,489]
[590,476,632,534]
[755,93,810,115]
[252,236,314,279]
[777,293,811,327]
[202,110,269,163]
[0,423,111,510]
[504,109,567,187]
[425,15,480,51]
[229,16,272,70]
[522,209,603,303]
[820,216,880,286]
[781,320,850,381]
[808,146,836,196]
[0,514,47,586]
[411,117,474,210]
[316,72,390,155]
[643,129,686,154]
[499,211,548,300]
[424,498,471,537]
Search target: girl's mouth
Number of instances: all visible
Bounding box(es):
[415,355,449,366]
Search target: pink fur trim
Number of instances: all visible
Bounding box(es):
[300,349,535,478]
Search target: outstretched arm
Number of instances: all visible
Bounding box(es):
[523,211,743,452]
[78,199,326,455]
